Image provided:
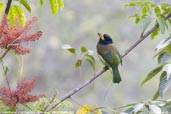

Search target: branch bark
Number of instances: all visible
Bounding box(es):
[46,12,171,111]
[5,0,12,15]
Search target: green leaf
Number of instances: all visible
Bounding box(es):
[125,103,144,114]
[157,17,165,34]
[85,58,95,70]
[141,64,165,86]
[38,0,46,6]
[0,2,4,16]
[85,54,95,63]
[154,45,171,60]
[141,16,151,32]
[142,6,147,15]
[75,59,82,69]
[151,28,159,39]
[135,17,140,24]
[58,0,64,8]
[152,89,159,100]
[168,19,171,26]
[155,36,171,52]
[113,103,136,110]
[0,60,8,75]
[158,52,171,64]
[81,46,87,53]
[67,48,76,55]
[159,64,171,97]
[8,5,26,26]
[15,0,31,13]
[50,0,59,15]
[124,2,136,7]
[154,6,161,15]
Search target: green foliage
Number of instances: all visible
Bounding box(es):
[125,0,171,38]
[8,5,26,26]
[0,97,72,113]
[119,99,171,114]
[38,0,46,6]
[0,60,8,75]
[50,0,64,15]
[15,0,31,13]
[141,63,165,86]
[142,35,171,99]
[62,45,96,70]
[0,2,4,16]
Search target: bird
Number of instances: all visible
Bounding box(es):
[96,33,122,83]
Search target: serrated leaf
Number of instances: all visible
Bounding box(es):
[8,5,26,26]
[149,105,161,114]
[15,0,31,13]
[141,16,151,32]
[75,59,82,69]
[85,58,95,70]
[157,17,165,34]
[0,2,4,16]
[58,0,64,8]
[81,46,87,53]
[141,64,165,86]
[50,0,59,15]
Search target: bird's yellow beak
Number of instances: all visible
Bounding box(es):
[97,33,105,40]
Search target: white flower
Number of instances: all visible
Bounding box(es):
[61,44,72,49]
[87,50,94,55]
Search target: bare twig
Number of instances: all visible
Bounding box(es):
[5,0,12,15]
[0,47,11,60]
[46,12,171,111]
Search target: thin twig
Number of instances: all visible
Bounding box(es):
[5,0,12,15]
[46,12,171,111]
[0,47,11,60]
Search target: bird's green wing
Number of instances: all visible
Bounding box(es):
[101,50,121,66]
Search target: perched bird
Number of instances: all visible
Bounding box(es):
[96,33,122,83]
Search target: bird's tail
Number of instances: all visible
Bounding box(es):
[112,66,122,83]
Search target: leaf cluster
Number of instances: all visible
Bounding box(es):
[125,0,171,38]
[62,45,96,71]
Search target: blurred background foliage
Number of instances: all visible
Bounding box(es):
[0,0,171,110]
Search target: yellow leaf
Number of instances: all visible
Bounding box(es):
[76,104,91,114]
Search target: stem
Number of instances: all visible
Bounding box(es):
[46,12,171,111]
[0,47,11,60]
[5,0,12,15]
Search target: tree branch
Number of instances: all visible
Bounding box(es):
[5,0,12,15]
[46,12,171,112]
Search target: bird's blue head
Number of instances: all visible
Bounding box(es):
[97,33,113,45]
